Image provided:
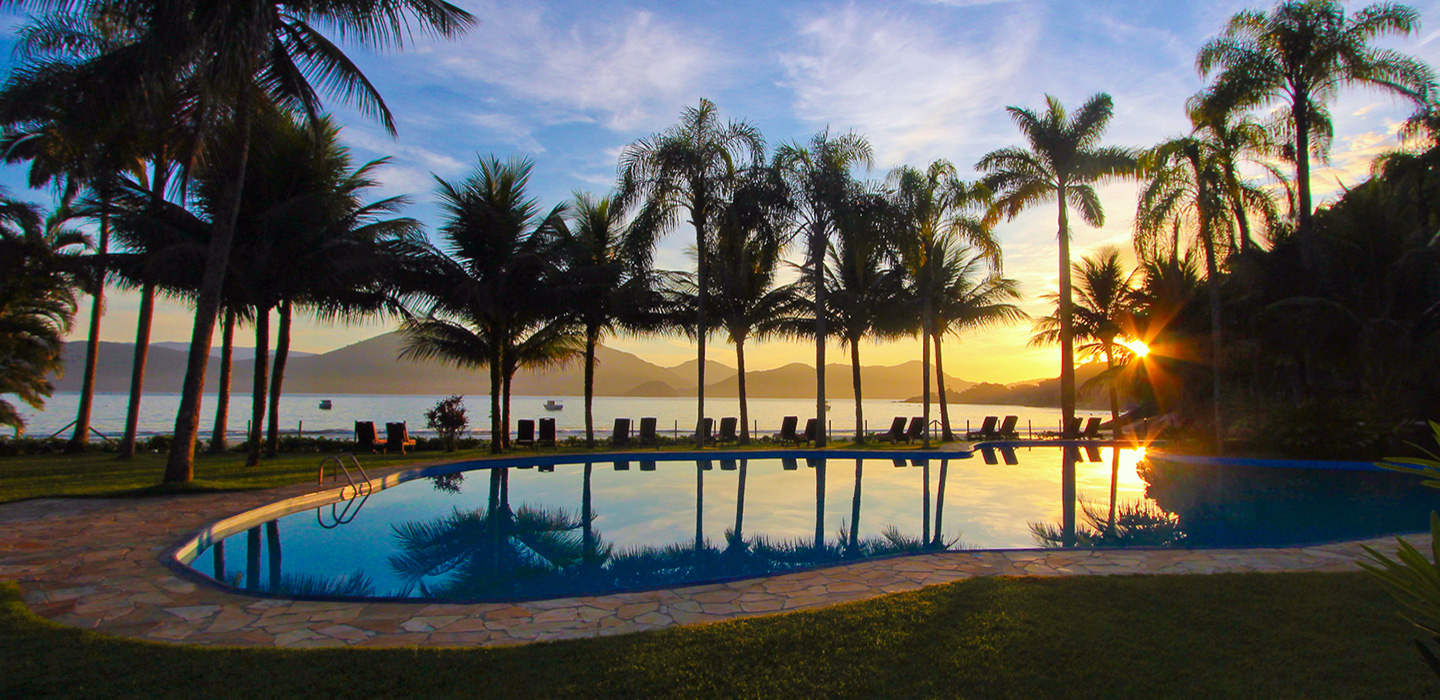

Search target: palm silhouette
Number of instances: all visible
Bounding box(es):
[620,99,765,448]
[1197,0,1433,238]
[979,94,1135,438]
[776,131,873,448]
[929,245,1026,441]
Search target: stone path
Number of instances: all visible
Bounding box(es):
[0,467,1423,649]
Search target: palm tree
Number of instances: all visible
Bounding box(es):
[1196,0,1434,237]
[553,193,667,447]
[775,131,873,447]
[705,167,797,445]
[397,156,566,454]
[827,190,905,444]
[891,160,1002,445]
[1185,97,1286,253]
[0,199,85,434]
[207,307,236,452]
[1136,135,1233,448]
[929,245,1026,441]
[0,0,476,482]
[978,94,1136,438]
[1031,248,1138,433]
[619,99,765,448]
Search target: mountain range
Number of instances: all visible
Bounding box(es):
[51,331,975,400]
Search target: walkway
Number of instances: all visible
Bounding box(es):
[0,469,1417,649]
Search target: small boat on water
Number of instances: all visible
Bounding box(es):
[544,400,563,411]
[318,400,333,410]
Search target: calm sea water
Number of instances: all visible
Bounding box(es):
[19,392,1102,440]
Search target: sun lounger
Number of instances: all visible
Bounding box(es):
[385,421,416,455]
[1079,417,1103,439]
[615,460,630,471]
[717,417,738,445]
[611,418,632,447]
[782,457,799,470]
[801,418,818,446]
[695,418,714,446]
[638,417,658,447]
[997,415,1019,439]
[700,459,713,471]
[537,418,556,448]
[966,416,999,440]
[980,447,998,465]
[354,421,387,453]
[640,460,657,471]
[806,457,823,468]
[720,458,738,471]
[904,417,925,444]
[876,417,907,443]
[1084,444,1103,462]
[892,458,908,468]
[777,416,799,445]
[1063,416,1082,438]
[515,419,535,448]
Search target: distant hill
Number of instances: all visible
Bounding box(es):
[53,332,976,399]
[150,342,315,362]
[905,363,1111,409]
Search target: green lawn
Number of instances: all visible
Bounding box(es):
[0,572,1432,699]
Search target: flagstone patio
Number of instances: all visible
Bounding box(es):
[0,465,1421,649]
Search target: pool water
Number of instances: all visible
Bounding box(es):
[183,447,1440,602]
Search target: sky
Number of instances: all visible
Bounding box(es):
[7,0,1440,384]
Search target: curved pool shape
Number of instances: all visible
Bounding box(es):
[175,446,1440,603]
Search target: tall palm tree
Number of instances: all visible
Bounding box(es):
[827,190,905,444]
[0,199,84,434]
[1136,135,1232,448]
[775,130,873,447]
[1197,0,1433,237]
[619,99,764,448]
[705,167,797,444]
[553,193,667,447]
[397,156,566,454]
[979,94,1136,438]
[929,245,1026,441]
[1185,97,1286,253]
[1031,248,1138,432]
[892,161,1002,445]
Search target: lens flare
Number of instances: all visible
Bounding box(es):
[1123,339,1150,357]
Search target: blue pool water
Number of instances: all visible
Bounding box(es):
[181,447,1440,602]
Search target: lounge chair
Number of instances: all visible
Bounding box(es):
[720,458,738,471]
[801,418,818,446]
[611,418,632,447]
[904,417,925,444]
[777,416,799,445]
[980,447,998,465]
[700,459,714,471]
[997,415,1019,439]
[806,457,823,469]
[999,446,1019,465]
[695,418,715,446]
[615,460,630,471]
[892,458,908,468]
[354,421,387,453]
[639,460,657,472]
[638,417,658,448]
[1079,417,1103,439]
[385,421,416,455]
[1084,444,1103,462]
[966,416,999,440]
[782,457,799,470]
[875,417,907,443]
[1063,416,1082,438]
[537,418,556,448]
[717,417,738,445]
[515,419,536,448]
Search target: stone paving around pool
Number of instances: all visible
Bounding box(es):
[0,467,1426,649]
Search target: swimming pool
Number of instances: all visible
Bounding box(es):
[174,446,1439,602]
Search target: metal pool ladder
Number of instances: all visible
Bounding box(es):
[318,453,372,500]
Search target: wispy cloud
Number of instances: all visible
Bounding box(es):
[779,4,1039,167]
[427,1,723,131]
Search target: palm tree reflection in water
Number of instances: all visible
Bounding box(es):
[1031,447,1185,548]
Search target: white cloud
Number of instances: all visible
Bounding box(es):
[430,2,722,131]
[779,5,1040,167]
[467,112,544,153]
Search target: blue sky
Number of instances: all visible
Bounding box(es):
[10,0,1440,383]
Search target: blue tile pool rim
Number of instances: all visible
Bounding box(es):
[161,445,1402,605]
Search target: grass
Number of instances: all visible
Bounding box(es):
[0,571,1433,699]
[0,438,945,505]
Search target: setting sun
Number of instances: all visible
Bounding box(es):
[1123,339,1151,357]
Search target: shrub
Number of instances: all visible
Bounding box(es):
[425,395,470,453]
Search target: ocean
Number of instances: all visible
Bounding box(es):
[15,391,1103,441]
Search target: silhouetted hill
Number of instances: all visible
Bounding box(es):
[706,360,973,400]
[906,363,1111,409]
[150,342,314,362]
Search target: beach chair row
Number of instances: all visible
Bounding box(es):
[354,421,417,454]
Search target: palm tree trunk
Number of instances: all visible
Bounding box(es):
[583,324,598,448]
[1104,344,1121,439]
[264,300,291,457]
[488,344,502,454]
[813,461,826,550]
[503,368,513,451]
[68,203,108,452]
[736,334,750,445]
[165,94,255,483]
[265,520,281,592]
[1056,185,1077,438]
[921,460,931,545]
[1062,447,1077,547]
[1199,212,1226,454]
[933,331,954,441]
[581,463,595,567]
[733,459,747,542]
[208,309,236,453]
[246,307,270,468]
[694,462,704,550]
[1293,94,1313,234]
[848,458,862,555]
[695,213,708,450]
[921,301,932,449]
[117,282,155,460]
[850,338,864,444]
[813,230,828,448]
